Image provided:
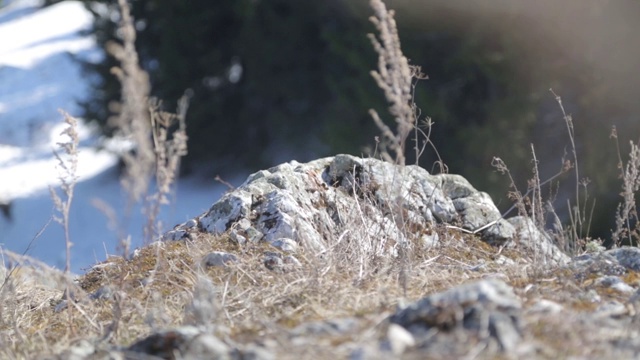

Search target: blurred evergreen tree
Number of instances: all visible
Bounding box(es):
[79,0,385,174]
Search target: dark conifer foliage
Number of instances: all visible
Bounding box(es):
[77,0,536,176]
[78,0,384,174]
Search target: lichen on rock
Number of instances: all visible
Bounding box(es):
[165,154,569,266]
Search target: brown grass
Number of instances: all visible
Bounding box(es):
[0,224,530,358]
[612,126,640,246]
[1,221,636,358]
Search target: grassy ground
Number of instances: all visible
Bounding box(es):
[0,226,517,357]
[1,224,638,358]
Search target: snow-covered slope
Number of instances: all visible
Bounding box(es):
[0,0,96,145]
[0,0,228,272]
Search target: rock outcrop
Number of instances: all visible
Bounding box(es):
[165,154,569,266]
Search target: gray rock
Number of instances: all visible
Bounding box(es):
[184,218,198,229]
[608,247,640,271]
[229,229,247,245]
[232,344,275,360]
[390,278,522,352]
[595,276,635,294]
[127,326,229,359]
[162,228,188,241]
[183,155,566,263]
[507,216,570,266]
[201,193,252,235]
[570,249,631,282]
[244,226,264,243]
[527,299,564,314]
[202,251,238,268]
[161,218,199,242]
[90,285,115,301]
[270,238,298,252]
[420,231,439,248]
[263,253,284,272]
[54,300,69,313]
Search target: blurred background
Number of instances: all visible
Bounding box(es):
[74,0,640,242]
[40,0,640,242]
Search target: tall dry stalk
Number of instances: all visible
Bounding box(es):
[365,0,423,297]
[495,90,592,254]
[106,0,189,243]
[611,126,640,245]
[145,96,189,241]
[550,89,593,245]
[107,0,154,205]
[368,0,427,166]
[50,112,79,276]
[49,111,80,333]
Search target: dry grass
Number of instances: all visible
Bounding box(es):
[491,87,640,257]
[47,111,80,333]
[106,0,189,244]
[491,89,602,257]
[49,111,80,275]
[0,224,529,358]
[145,96,189,241]
[612,126,640,246]
[368,0,442,169]
[106,0,154,207]
[0,222,634,358]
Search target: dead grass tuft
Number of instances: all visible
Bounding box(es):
[367,0,441,169]
[611,126,640,246]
